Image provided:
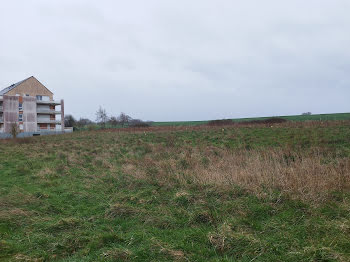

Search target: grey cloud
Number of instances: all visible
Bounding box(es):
[0,0,349,121]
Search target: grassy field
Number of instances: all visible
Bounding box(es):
[1,121,350,261]
[151,113,350,126]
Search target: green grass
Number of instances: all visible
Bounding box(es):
[0,122,350,261]
[151,112,350,126]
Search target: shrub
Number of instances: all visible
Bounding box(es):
[208,119,234,126]
[88,125,99,131]
[208,118,287,127]
[129,119,150,128]
[245,117,287,125]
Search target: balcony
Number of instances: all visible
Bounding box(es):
[36,109,61,114]
[36,100,61,105]
[37,119,61,124]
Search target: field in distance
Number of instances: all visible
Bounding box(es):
[151,112,350,126]
[1,120,350,261]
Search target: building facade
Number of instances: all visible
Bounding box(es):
[0,76,66,135]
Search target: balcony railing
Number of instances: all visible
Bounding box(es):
[36,109,61,114]
[36,100,61,105]
[37,119,61,124]
[0,107,61,113]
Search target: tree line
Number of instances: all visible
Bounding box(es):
[65,106,152,129]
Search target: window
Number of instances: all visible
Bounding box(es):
[19,114,23,122]
[19,103,23,110]
[26,94,29,96]
[36,95,42,101]
[19,124,23,130]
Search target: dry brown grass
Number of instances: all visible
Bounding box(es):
[102,248,132,261]
[151,238,188,261]
[208,222,259,253]
[14,254,43,262]
[0,190,39,209]
[0,208,32,220]
[105,203,138,219]
[123,146,350,201]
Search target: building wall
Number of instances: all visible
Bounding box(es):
[6,77,53,100]
[0,130,71,139]
[3,96,19,133]
[0,101,3,131]
[61,99,65,131]
[23,97,37,132]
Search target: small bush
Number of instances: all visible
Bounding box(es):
[88,125,99,131]
[129,119,150,128]
[248,117,287,125]
[239,117,288,125]
[208,117,287,126]
[208,119,234,126]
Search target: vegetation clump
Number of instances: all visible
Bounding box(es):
[207,119,234,126]
[208,117,287,126]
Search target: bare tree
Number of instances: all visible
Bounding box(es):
[109,116,119,127]
[77,118,94,128]
[96,106,108,129]
[64,115,76,127]
[117,112,132,127]
[11,123,19,139]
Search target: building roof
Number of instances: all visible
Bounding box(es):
[0,76,34,95]
[0,76,53,96]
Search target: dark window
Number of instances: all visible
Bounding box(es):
[19,114,23,121]
[36,95,43,100]
[19,103,23,110]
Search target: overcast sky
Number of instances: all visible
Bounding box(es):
[0,0,349,121]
